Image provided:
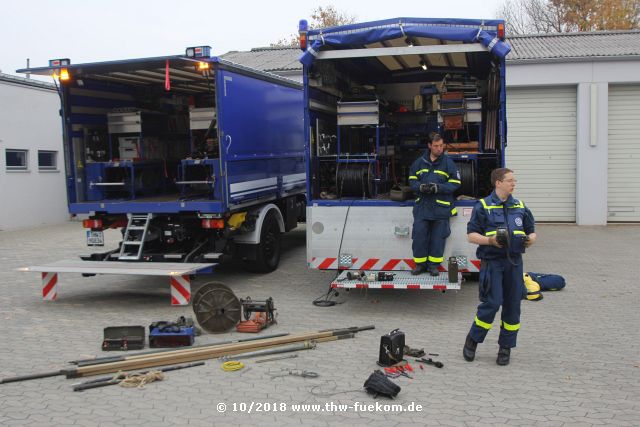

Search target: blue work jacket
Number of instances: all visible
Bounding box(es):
[408,151,461,220]
[467,191,535,259]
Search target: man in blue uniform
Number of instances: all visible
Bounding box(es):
[463,168,537,365]
[408,134,461,276]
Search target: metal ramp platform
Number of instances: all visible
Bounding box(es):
[18,260,217,305]
[331,270,461,290]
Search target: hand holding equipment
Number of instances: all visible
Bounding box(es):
[487,235,502,248]
[419,183,438,194]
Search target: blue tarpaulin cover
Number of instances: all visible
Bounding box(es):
[299,17,510,67]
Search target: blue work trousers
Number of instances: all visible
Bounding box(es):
[411,218,450,266]
[469,257,524,348]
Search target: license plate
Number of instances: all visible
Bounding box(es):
[86,230,104,246]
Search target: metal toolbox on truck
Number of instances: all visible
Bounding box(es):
[108,111,142,134]
[189,107,217,130]
[337,100,379,125]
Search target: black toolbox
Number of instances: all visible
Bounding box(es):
[102,326,145,351]
[378,328,405,366]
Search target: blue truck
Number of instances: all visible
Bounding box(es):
[18,47,305,304]
[298,18,511,291]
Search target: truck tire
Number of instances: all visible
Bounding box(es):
[246,211,281,273]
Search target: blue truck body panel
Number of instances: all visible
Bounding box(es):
[218,69,305,208]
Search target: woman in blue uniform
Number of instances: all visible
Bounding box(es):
[463,168,537,366]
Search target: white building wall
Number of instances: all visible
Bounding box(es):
[506,59,640,225]
[0,79,68,230]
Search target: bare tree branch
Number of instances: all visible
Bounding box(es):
[497,0,639,35]
[271,5,356,48]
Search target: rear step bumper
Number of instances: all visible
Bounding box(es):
[331,270,461,290]
[18,260,216,305]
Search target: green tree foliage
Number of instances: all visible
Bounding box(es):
[271,5,356,48]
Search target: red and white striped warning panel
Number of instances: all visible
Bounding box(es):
[310,257,481,272]
[331,270,462,290]
[170,275,191,306]
[42,272,58,301]
[310,257,415,270]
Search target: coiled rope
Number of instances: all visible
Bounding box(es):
[119,371,165,389]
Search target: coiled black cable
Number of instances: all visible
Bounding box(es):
[336,164,371,198]
[454,161,475,196]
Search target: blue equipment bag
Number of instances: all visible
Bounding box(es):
[149,316,196,348]
[526,272,566,291]
[149,325,195,348]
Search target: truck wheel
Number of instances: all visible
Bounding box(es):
[246,211,281,273]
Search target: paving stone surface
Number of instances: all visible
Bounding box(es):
[0,222,639,426]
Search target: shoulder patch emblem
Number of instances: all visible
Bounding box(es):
[515,217,523,227]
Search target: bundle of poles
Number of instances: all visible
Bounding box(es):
[0,325,374,385]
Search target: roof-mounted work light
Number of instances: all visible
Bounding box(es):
[49,58,70,67]
[185,46,212,58]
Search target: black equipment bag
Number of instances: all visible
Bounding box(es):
[364,370,401,398]
[378,328,405,367]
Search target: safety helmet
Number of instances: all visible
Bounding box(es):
[523,273,543,301]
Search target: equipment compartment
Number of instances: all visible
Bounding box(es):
[305,32,506,203]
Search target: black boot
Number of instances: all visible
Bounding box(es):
[496,346,511,366]
[427,264,440,276]
[411,263,428,275]
[463,334,477,362]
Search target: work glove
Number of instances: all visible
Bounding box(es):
[419,183,438,194]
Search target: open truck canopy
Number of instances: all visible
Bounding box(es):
[17,53,303,216]
[300,17,510,69]
[300,16,510,205]
[18,55,300,93]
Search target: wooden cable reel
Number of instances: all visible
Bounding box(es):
[192,282,242,333]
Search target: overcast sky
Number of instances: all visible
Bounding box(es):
[1,0,503,79]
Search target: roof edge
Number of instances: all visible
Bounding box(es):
[0,72,56,90]
[507,29,640,39]
[507,54,640,65]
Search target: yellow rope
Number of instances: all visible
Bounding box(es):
[221,361,245,372]
[119,371,165,389]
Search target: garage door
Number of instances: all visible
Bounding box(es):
[505,86,577,222]
[608,85,640,222]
